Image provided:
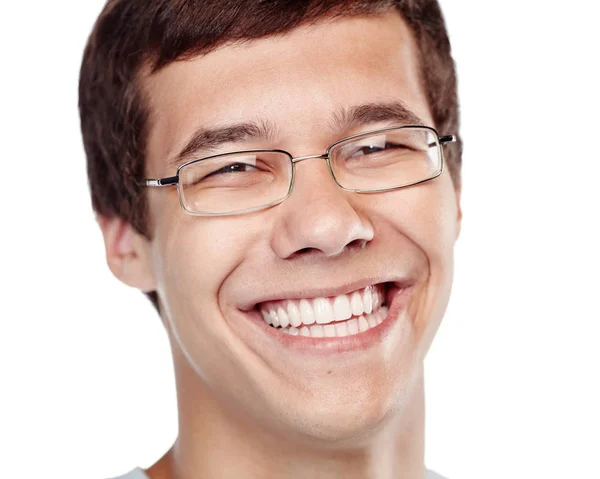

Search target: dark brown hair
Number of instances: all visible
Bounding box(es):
[79,0,461,309]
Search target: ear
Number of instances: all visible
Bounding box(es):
[455,184,463,240]
[97,215,157,293]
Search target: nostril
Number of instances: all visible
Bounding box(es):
[289,247,321,259]
[347,238,368,251]
[285,246,337,261]
[281,235,370,260]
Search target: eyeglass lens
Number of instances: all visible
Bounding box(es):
[178,127,441,215]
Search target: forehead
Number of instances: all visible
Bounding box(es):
[142,11,432,173]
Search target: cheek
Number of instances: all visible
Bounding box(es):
[372,173,459,263]
[153,214,264,311]
[408,175,459,349]
[410,182,459,263]
[149,211,279,404]
[371,173,459,341]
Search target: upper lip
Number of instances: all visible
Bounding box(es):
[241,276,415,311]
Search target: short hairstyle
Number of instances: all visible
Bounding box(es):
[79,0,461,310]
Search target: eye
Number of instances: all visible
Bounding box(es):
[348,141,407,159]
[353,144,386,156]
[205,162,258,178]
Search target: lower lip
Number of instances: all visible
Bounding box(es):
[240,285,412,355]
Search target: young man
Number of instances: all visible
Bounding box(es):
[79,0,462,477]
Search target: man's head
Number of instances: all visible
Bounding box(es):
[80,0,461,446]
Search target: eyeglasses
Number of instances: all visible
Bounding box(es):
[143,125,456,216]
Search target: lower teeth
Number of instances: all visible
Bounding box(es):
[273,306,389,338]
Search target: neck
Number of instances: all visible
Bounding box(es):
[151,344,427,479]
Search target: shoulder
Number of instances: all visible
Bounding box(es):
[107,468,149,479]
[109,467,445,479]
[426,470,449,479]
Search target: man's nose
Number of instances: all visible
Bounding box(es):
[270,157,374,259]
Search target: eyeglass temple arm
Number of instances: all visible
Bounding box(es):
[440,135,456,145]
[142,176,178,187]
[439,135,457,145]
[426,135,456,149]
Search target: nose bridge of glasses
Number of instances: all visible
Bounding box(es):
[291,153,329,164]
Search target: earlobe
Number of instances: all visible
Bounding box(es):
[97,215,157,292]
[455,185,463,240]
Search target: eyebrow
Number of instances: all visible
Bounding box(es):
[167,101,425,170]
[331,101,425,131]
[167,119,278,170]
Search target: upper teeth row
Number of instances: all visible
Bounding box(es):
[259,285,384,328]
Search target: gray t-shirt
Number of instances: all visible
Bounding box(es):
[112,467,448,478]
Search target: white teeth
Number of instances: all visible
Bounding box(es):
[299,299,315,325]
[332,294,353,321]
[270,310,280,328]
[358,316,369,332]
[259,284,389,328]
[277,307,290,328]
[350,291,364,316]
[287,301,302,327]
[347,318,359,335]
[288,327,300,336]
[270,307,392,338]
[373,289,380,309]
[314,297,334,324]
[311,324,324,337]
[363,289,373,314]
[323,324,336,337]
[335,322,349,337]
[300,326,310,337]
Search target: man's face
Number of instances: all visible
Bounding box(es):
[140,11,461,442]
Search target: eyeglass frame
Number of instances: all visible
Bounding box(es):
[142,125,457,217]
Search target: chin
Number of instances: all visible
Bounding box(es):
[261,362,423,447]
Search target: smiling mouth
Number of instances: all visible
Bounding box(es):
[256,283,395,338]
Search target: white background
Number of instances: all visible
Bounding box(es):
[1,1,599,478]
